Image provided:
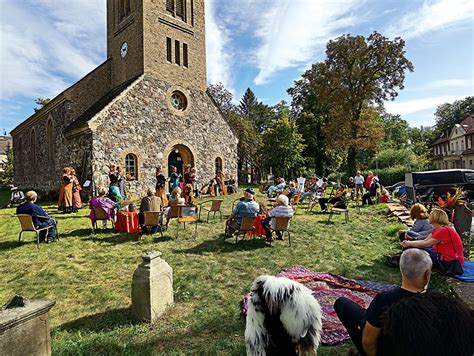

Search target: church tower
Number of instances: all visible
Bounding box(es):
[107,0,207,91]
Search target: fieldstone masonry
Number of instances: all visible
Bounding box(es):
[131,251,173,323]
[0,295,56,356]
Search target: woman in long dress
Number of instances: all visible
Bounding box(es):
[58,167,74,213]
[71,168,82,209]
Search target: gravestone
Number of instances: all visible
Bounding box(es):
[131,251,173,323]
[453,204,472,259]
[0,295,55,356]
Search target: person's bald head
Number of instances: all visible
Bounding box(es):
[25,191,38,202]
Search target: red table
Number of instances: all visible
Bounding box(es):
[115,211,141,233]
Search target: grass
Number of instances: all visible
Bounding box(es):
[0,189,449,355]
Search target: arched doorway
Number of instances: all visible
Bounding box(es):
[167,144,194,188]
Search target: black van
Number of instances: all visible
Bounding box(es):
[404,169,474,206]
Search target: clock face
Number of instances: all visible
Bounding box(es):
[120,42,128,58]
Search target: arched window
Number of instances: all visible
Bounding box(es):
[47,119,54,161]
[215,157,222,174]
[125,153,137,180]
[30,129,36,166]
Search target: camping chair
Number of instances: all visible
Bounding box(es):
[296,177,306,194]
[290,194,301,217]
[17,214,58,247]
[267,216,292,247]
[327,195,350,223]
[141,211,164,240]
[198,199,224,222]
[168,205,198,239]
[234,216,256,243]
[92,207,114,233]
[231,198,242,212]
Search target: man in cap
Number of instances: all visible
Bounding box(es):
[225,188,259,236]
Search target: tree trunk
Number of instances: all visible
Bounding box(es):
[347,147,357,176]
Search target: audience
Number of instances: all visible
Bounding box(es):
[334,249,432,356]
[225,188,259,236]
[401,208,464,275]
[267,178,286,197]
[17,191,58,243]
[299,176,320,203]
[318,186,346,212]
[262,194,294,243]
[362,177,380,205]
[138,189,162,234]
[164,187,185,226]
[182,183,197,216]
[399,203,433,241]
[89,187,117,226]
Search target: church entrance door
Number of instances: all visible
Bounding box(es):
[167,144,194,190]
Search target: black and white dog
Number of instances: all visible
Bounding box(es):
[245,275,323,355]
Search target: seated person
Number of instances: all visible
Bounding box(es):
[227,175,237,194]
[399,203,433,241]
[362,177,380,205]
[334,249,432,356]
[262,194,294,242]
[89,187,117,226]
[17,191,57,243]
[347,177,355,200]
[225,188,259,236]
[182,183,197,216]
[299,177,320,203]
[138,189,163,234]
[267,178,286,197]
[284,181,297,200]
[164,187,185,226]
[378,186,390,203]
[380,292,474,356]
[401,208,464,275]
[318,186,346,212]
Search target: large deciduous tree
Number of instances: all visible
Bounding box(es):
[300,32,413,175]
[207,82,235,114]
[434,96,474,135]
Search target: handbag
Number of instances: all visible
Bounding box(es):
[438,227,463,276]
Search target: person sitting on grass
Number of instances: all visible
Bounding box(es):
[138,189,162,234]
[267,178,286,197]
[17,191,58,244]
[362,177,380,205]
[399,203,433,241]
[225,188,259,236]
[318,186,346,212]
[400,208,464,275]
[261,194,294,243]
[334,248,432,356]
[89,187,117,227]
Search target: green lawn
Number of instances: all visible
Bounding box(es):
[0,190,449,355]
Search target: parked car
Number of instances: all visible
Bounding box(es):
[385,181,405,194]
[404,169,474,206]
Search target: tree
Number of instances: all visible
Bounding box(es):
[207,82,234,114]
[434,96,474,135]
[262,116,305,178]
[380,112,410,149]
[0,144,14,186]
[238,88,258,119]
[299,32,414,175]
[34,97,51,113]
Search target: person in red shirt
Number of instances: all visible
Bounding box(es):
[401,208,464,275]
[365,171,374,191]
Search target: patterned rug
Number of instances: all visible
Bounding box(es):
[241,266,397,345]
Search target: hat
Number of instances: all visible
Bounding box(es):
[245,188,255,195]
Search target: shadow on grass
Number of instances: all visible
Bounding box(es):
[57,228,95,238]
[82,233,137,245]
[58,307,137,333]
[174,236,266,255]
[0,239,36,251]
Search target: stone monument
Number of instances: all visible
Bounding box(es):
[0,295,55,356]
[131,251,173,323]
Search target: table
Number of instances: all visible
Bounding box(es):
[115,211,141,233]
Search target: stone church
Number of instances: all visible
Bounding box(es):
[11,0,238,196]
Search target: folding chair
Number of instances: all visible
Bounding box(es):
[267,216,292,247]
[92,207,114,233]
[141,211,164,239]
[168,205,198,239]
[198,199,223,222]
[235,216,256,243]
[17,214,58,247]
[327,197,350,223]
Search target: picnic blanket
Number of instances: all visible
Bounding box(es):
[241,266,397,345]
[453,260,474,282]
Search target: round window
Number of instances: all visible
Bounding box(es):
[170,91,188,111]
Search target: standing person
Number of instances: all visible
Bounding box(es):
[169,166,180,191]
[347,177,355,200]
[108,174,123,207]
[155,166,166,190]
[71,168,82,209]
[334,249,432,356]
[262,194,294,243]
[183,164,192,184]
[365,171,374,192]
[401,208,464,275]
[18,191,58,243]
[116,165,127,199]
[155,185,168,208]
[189,167,198,197]
[354,171,364,201]
[58,167,74,213]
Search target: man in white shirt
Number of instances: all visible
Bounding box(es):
[262,194,294,242]
[354,171,364,201]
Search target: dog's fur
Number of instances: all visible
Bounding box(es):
[245,275,323,355]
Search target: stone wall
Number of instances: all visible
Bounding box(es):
[90,75,238,198]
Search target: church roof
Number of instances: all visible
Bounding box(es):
[65,75,140,133]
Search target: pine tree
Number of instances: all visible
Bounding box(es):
[238,88,258,119]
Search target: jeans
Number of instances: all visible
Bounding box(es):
[362,193,374,205]
[261,217,282,240]
[299,191,314,203]
[37,218,57,242]
[424,248,443,271]
[334,297,367,355]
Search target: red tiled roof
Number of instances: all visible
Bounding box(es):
[461,114,474,134]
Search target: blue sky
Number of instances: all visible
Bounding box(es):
[1,0,473,134]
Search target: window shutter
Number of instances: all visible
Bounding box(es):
[166,0,174,13]
[176,0,185,19]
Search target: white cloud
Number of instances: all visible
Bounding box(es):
[0,0,105,100]
[251,0,364,85]
[384,95,468,116]
[423,79,473,90]
[205,0,234,93]
[387,0,474,39]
